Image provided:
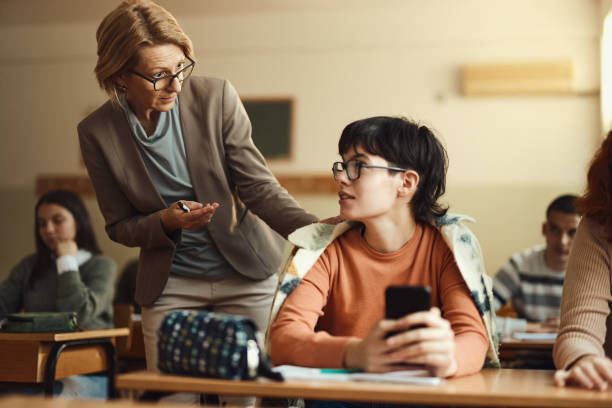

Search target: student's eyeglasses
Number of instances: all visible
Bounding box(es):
[332,159,407,181]
[129,57,195,91]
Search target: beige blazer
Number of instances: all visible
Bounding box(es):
[78,76,317,306]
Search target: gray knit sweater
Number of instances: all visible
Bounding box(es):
[0,253,116,329]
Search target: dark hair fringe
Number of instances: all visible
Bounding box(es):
[546,194,579,218]
[338,116,448,224]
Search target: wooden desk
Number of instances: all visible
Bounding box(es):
[500,338,555,351]
[0,395,199,408]
[116,368,612,407]
[499,338,555,365]
[0,328,128,397]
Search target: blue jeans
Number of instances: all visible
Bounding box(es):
[56,375,108,399]
[0,375,107,399]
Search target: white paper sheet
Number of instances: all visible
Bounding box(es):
[272,365,443,386]
[511,332,557,341]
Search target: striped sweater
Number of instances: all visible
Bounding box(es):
[492,245,565,336]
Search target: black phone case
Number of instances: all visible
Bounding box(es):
[385,285,431,319]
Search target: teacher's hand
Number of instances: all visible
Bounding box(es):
[161,201,219,232]
[554,355,612,391]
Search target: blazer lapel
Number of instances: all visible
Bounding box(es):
[105,104,166,212]
[178,80,223,204]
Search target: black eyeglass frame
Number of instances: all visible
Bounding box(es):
[332,160,407,181]
[129,57,195,91]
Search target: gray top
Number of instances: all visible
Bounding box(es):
[120,95,236,280]
[0,253,116,329]
[78,77,318,306]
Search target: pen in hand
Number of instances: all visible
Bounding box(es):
[177,201,190,213]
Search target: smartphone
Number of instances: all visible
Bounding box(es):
[385,285,431,337]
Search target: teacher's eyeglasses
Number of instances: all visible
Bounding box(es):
[129,57,195,91]
[332,159,407,181]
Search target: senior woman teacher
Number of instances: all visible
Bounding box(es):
[78,0,317,376]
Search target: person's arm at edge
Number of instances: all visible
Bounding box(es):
[553,218,611,375]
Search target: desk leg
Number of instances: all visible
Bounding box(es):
[100,340,117,399]
[44,342,68,397]
[43,338,118,399]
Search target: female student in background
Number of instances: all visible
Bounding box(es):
[553,131,612,391]
[269,117,498,388]
[0,189,116,397]
[0,189,115,327]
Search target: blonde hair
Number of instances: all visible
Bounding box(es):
[95,0,195,106]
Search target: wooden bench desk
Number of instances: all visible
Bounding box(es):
[499,338,555,366]
[0,328,129,397]
[500,338,555,351]
[0,394,198,408]
[116,368,612,407]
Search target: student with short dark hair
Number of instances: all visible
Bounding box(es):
[269,117,498,387]
[493,194,580,337]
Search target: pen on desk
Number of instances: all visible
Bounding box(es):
[177,201,190,213]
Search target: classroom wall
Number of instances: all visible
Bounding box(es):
[0,0,604,281]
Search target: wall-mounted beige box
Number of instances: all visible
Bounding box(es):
[461,61,573,96]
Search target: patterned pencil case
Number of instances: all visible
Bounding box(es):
[157,310,282,381]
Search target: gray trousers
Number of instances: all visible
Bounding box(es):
[142,272,278,406]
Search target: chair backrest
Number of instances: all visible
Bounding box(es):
[113,303,134,353]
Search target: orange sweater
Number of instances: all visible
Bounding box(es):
[270,224,489,377]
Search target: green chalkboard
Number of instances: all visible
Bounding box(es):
[243,99,292,159]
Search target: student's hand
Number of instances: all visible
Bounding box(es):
[56,240,78,257]
[554,355,612,391]
[161,201,219,232]
[386,308,457,378]
[344,308,457,378]
[344,320,396,373]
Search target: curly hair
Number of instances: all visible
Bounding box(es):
[575,130,612,241]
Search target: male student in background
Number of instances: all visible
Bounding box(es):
[493,194,580,338]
